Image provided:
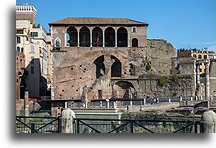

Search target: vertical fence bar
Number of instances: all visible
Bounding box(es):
[57,117,61,133]
[77,119,80,133]
[31,123,35,133]
[194,121,198,133]
[130,120,133,133]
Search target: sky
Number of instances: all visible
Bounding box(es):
[16,0,216,51]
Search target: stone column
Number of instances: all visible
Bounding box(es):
[24,91,29,123]
[102,29,105,47]
[200,110,216,133]
[196,64,200,85]
[205,62,210,101]
[90,29,92,47]
[60,108,75,133]
[115,29,117,47]
[77,29,80,47]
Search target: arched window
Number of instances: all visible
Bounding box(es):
[105,27,115,47]
[67,27,78,47]
[17,46,20,52]
[93,55,105,78]
[17,36,21,43]
[132,38,138,47]
[79,27,90,47]
[117,27,127,47]
[111,55,122,77]
[21,47,24,52]
[92,27,103,47]
[55,38,61,47]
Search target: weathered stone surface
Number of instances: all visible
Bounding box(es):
[201,110,216,133]
[60,108,75,133]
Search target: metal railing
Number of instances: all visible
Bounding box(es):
[16,116,60,133]
[73,118,200,133]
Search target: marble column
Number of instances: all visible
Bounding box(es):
[205,62,210,101]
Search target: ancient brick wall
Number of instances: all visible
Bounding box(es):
[16,51,25,100]
[147,39,176,75]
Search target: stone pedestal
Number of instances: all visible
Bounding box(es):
[200,110,216,133]
[60,108,75,133]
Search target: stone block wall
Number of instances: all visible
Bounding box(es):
[147,39,176,75]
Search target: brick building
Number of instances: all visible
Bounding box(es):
[48,17,179,112]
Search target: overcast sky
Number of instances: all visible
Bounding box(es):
[16,0,216,51]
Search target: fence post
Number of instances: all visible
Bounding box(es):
[180,96,182,102]
[106,99,110,108]
[130,100,132,106]
[200,110,216,133]
[60,108,75,133]
[194,121,199,133]
[130,120,133,133]
[190,96,193,101]
[31,123,35,133]
[143,98,146,105]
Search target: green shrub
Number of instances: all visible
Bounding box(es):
[145,63,151,71]
[159,76,169,86]
[172,74,178,80]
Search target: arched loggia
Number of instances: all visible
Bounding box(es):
[117,27,127,47]
[80,27,90,47]
[92,27,103,47]
[105,27,115,47]
[66,27,78,47]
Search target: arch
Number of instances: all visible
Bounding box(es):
[111,55,122,77]
[21,47,24,52]
[132,38,138,47]
[67,27,78,47]
[55,37,61,47]
[92,27,103,47]
[117,27,127,47]
[79,27,90,47]
[105,27,115,47]
[113,81,136,99]
[93,55,105,78]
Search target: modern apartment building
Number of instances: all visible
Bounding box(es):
[16,3,52,98]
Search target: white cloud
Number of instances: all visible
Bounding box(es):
[207,45,216,52]
[204,41,216,45]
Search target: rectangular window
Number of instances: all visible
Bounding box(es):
[204,55,207,59]
[30,56,34,64]
[16,30,23,34]
[98,90,102,99]
[30,66,34,74]
[198,55,202,59]
[31,32,38,37]
[132,26,137,32]
[30,46,34,53]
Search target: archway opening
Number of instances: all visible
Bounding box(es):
[92,27,103,47]
[67,27,78,47]
[132,38,138,47]
[114,81,136,99]
[111,55,122,77]
[93,55,105,78]
[105,27,115,47]
[80,27,90,47]
[117,27,127,47]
